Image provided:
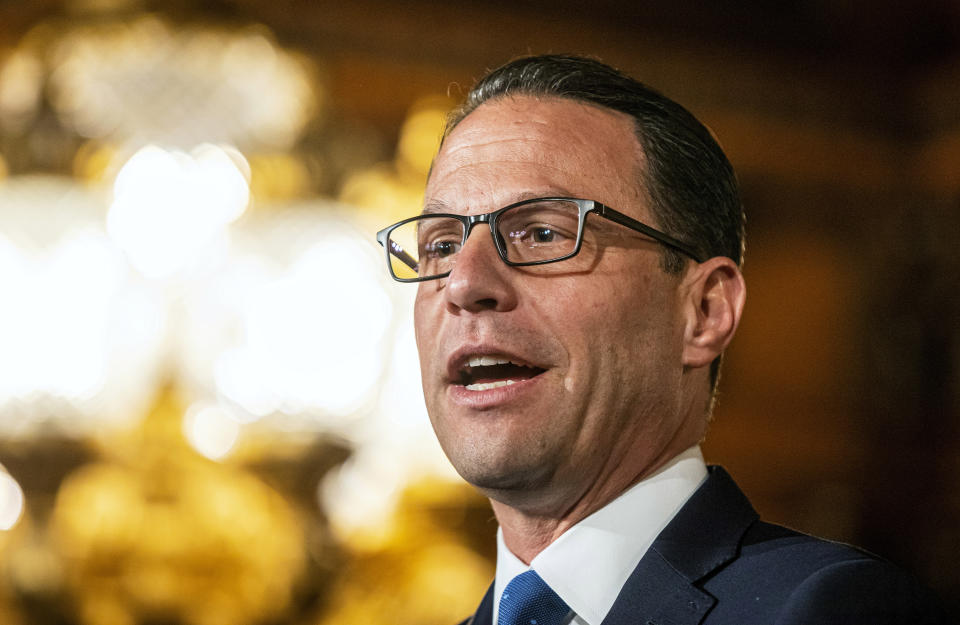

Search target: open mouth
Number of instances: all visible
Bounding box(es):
[455,356,546,391]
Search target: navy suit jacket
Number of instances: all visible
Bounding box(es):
[461,466,949,625]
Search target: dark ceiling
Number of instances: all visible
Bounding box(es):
[1,0,959,75]
[481,0,960,70]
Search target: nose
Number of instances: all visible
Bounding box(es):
[442,226,518,313]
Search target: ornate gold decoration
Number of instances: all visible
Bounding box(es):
[49,386,306,625]
[318,478,494,625]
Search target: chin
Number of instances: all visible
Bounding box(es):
[448,451,555,498]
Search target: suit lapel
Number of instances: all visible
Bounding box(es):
[601,466,759,625]
[460,581,494,625]
[601,548,714,625]
[465,467,758,625]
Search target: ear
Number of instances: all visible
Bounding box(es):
[681,257,746,369]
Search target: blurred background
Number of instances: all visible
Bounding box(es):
[0,0,958,623]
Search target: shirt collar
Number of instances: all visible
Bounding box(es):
[493,445,708,625]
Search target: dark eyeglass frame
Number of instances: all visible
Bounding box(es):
[376,197,704,283]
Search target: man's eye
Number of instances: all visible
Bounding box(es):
[532,227,556,243]
[424,239,460,258]
[515,224,570,245]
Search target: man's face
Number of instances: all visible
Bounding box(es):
[414,96,698,514]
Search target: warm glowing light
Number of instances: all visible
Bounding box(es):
[183,402,240,460]
[247,153,312,202]
[0,471,25,530]
[0,177,167,433]
[0,49,44,129]
[396,97,451,177]
[214,234,393,420]
[107,144,250,279]
[321,447,403,544]
[378,308,434,436]
[322,302,459,538]
[338,97,451,230]
[51,395,307,625]
[0,230,120,404]
[47,16,316,148]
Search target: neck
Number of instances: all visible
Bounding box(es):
[491,441,694,564]
[489,502,571,564]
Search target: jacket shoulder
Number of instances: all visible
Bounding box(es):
[703,521,950,624]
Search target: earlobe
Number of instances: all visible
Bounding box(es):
[681,257,746,369]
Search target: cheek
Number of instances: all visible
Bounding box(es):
[413,292,438,374]
[541,279,631,388]
[558,272,676,388]
[413,284,438,335]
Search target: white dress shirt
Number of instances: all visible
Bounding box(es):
[492,445,708,625]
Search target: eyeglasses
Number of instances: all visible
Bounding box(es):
[376,197,703,282]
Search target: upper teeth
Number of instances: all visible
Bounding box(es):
[467,356,515,367]
[465,380,516,391]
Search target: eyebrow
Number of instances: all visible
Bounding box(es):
[421,199,453,216]
[421,188,580,215]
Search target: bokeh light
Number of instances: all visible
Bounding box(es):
[0,177,167,435]
[322,299,460,543]
[0,49,43,132]
[46,16,316,149]
[214,236,393,420]
[183,402,240,461]
[107,144,250,279]
[0,8,490,625]
[0,471,25,531]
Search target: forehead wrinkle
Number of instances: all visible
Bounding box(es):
[440,138,560,173]
[429,96,649,218]
[427,162,582,213]
[428,140,576,208]
[432,133,592,192]
[440,107,602,169]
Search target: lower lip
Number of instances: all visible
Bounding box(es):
[446,373,545,409]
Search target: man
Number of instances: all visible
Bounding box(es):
[376,55,947,625]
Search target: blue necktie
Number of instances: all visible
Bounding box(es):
[498,570,571,625]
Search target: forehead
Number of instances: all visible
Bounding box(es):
[426,96,646,212]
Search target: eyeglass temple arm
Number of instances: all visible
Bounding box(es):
[593,204,704,263]
[378,234,419,272]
